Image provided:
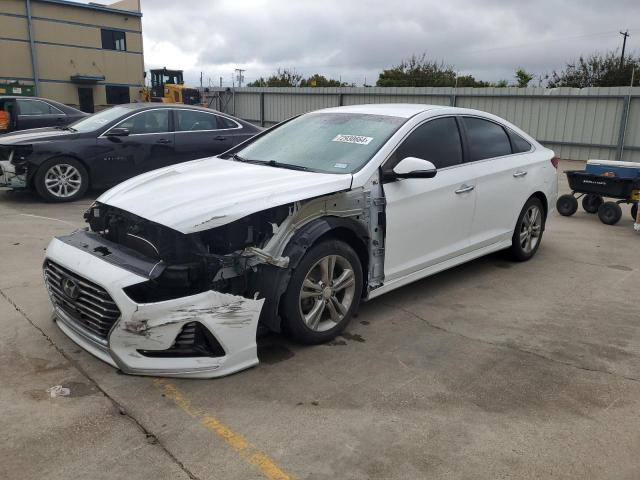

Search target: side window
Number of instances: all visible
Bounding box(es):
[101,29,127,51]
[18,99,60,115]
[509,130,532,153]
[115,110,169,134]
[175,110,217,131]
[391,117,463,169]
[216,115,238,129]
[462,117,512,161]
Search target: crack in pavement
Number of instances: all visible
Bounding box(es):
[0,287,202,480]
[380,301,640,384]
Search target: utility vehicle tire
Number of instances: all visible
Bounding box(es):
[597,202,622,225]
[556,194,578,216]
[582,194,603,214]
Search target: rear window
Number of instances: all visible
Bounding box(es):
[462,117,512,161]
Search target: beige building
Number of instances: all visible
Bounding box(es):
[0,0,144,112]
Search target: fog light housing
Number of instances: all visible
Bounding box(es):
[138,321,225,358]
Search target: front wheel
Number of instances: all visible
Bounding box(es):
[34,157,88,202]
[282,240,363,344]
[510,197,545,262]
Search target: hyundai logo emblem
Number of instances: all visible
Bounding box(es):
[61,277,80,300]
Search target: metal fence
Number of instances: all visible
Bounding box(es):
[207,86,640,162]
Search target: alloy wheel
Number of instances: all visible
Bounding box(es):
[44,164,82,198]
[298,254,356,332]
[519,205,542,253]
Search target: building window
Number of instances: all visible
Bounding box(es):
[105,85,130,105]
[101,29,126,51]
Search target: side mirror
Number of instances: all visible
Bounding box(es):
[391,157,437,179]
[107,127,130,137]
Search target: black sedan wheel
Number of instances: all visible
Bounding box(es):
[35,157,89,202]
[282,240,362,344]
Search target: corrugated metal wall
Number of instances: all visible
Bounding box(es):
[208,86,640,162]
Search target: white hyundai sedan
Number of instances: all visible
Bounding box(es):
[43,104,558,378]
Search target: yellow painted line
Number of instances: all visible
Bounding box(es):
[153,379,293,480]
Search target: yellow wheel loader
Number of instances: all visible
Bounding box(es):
[141,68,201,104]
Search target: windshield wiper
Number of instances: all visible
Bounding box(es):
[55,125,76,132]
[263,160,310,171]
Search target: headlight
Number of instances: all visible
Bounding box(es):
[10,145,33,165]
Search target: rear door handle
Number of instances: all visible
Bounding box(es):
[213,135,228,141]
[513,170,528,177]
[455,184,475,194]
[157,138,172,144]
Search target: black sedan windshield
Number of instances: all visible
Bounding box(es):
[235,113,405,174]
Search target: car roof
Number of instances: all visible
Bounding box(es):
[117,103,218,111]
[315,103,447,118]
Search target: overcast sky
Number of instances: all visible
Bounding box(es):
[112,0,639,86]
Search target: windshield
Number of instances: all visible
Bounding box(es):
[68,106,130,133]
[234,113,405,174]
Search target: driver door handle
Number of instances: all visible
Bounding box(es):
[455,184,475,194]
[513,170,528,177]
[213,135,228,141]
[156,138,172,144]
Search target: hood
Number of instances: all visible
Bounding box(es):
[0,127,80,145]
[98,158,353,233]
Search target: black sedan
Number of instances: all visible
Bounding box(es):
[0,104,260,202]
[0,96,87,133]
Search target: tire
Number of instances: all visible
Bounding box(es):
[597,202,622,225]
[556,194,578,216]
[510,197,546,262]
[34,157,89,202]
[282,239,363,344]
[582,194,603,214]
[631,203,638,222]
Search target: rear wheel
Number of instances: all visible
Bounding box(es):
[556,194,578,216]
[582,194,603,214]
[597,202,622,225]
[34,157,88,202]
[282,240,362,344]
[510,197,545,262]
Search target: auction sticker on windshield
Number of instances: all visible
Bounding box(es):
[332,134,373,145]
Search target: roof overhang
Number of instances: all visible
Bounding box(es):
[70,75,106,84]
[35,0,142,17]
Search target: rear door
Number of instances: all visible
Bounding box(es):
[461,116,535,248]
[382,116,477,282]
[16,98,67,130]
[173,109,243,161]
[94,109,174,185]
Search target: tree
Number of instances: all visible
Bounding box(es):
[299,74,351,87]
[247,68,302,87]
[514,68,534,87]
[493,79,509,88]
[376,54,488,87]
[548,51,640,88]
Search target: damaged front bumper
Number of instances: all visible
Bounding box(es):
[0,159,27,190]
[44,236,264,378]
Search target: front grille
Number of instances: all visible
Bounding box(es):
[44,260,121,341]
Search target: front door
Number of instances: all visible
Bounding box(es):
[78,87,94,113]
[94,109,174,185]
[382,117,477,282]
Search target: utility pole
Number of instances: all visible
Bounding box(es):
[620,30,630,69]
[234,68,246,88]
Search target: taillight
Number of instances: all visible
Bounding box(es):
[550,156,560,169]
